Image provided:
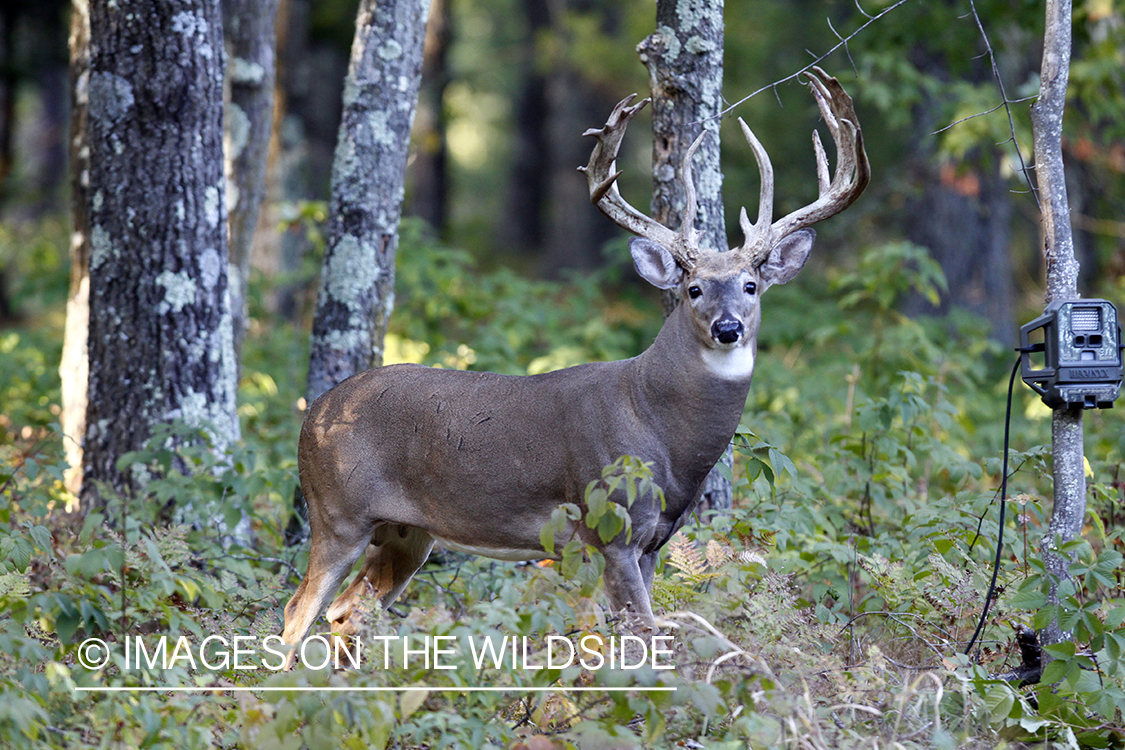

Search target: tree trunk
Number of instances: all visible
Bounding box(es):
[0,4,13,193]
[81,0,239,513]
[903,157,1014,341]
[638,0,733,513]
[303,0,431,403]
[223,0,280,359]
[499,0,550,255]
[407,0,451,236]
[1031,0,1083,649]
[289,0,430,544]
[60,0,91,502]
[542,66,618,274]
[252,0,351,325]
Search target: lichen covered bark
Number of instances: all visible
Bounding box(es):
[82,0,238,508]
[639,0,727,269]
[639,0,733,513]
[304,0,431,404]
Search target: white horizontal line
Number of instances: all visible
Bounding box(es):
[75,685,676,693]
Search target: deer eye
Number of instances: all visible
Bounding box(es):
[744,281,757,295]
[688,285,702,299]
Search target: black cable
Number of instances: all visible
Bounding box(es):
[964,353,1023,656]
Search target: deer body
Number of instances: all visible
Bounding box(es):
[303,299,754,549]
[281,68,868,662]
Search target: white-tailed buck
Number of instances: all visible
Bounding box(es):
[280,67,869,662]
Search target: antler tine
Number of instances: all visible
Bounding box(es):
[736,116,775,263]
[679,129,708,252]
[812,130,830,195]
[580,94,695,269]
[769,66,871,241]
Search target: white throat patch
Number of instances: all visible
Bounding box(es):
[701,345,756,380]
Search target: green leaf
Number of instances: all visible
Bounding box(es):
[1040,658,1070,685]
[400,689,428,720]
[9,537,32,573]
[1006,586,1047,611]
[983,684,1014,720]
[767,447,797,481]
[1032,604,1058,631]
[586,487,608,528]
[29,524,52,552]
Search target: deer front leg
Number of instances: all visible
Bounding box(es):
[602,545,656,633]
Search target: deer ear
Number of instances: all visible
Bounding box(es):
[758,229,815,290]
[630,237,683,290]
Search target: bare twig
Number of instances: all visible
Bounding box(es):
[715,0,915,120]
[958,0,1040,208]
[932,96,1036,135]
[218,553,302,577]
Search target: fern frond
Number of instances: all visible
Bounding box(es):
[703,539,721,568]
[156,525,191,568]
[0,571,30,599]
[666,533,709,582]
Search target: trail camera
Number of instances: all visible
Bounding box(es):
[1020,299,1124,410]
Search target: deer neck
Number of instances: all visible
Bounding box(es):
[631,302,755,461]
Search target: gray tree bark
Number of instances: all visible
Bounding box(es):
[1031,0,1083,649]
[60,0,91,502]
[638,0,733,513]
[303,0,431,404]
[288,0,430,544]
[223,0,279,358]
[81,0,239,510]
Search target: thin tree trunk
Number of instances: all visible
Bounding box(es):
[903,157,1014,342]
[542,66,617,274]
[407,0,451,235]
[223,0,279,359]
[60,0,90,503]
[0,5,13,193]
[639,0,733,513]
[303,0,431,403]
[1032,0,1083,649]
[501,0,550,255]
[81,0,239,514]
[289,0,430,544]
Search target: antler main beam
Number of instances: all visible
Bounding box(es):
[583,68,867,271]
[738,66,870,264]
[579,94,702,270]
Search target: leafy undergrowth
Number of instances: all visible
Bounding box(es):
[2,238,1125,748]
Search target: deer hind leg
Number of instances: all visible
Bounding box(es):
[279,518,371,669]
[325,524,435,635]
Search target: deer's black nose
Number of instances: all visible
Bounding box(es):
[711,318,743,344]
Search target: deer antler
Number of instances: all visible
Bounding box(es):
[738,66,870,264]
[579,94,704,270]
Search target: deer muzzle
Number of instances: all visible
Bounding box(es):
[711,318,744,345]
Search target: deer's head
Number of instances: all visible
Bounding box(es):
[581,67,870,365]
